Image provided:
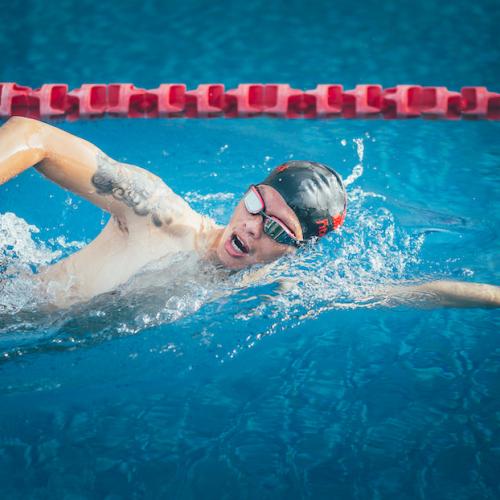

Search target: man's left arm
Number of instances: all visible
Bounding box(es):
[383,280,500,309]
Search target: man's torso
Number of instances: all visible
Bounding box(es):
[37,193,219,307]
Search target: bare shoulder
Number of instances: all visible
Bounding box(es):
[91,152,196,228]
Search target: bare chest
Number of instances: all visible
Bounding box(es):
[38,215,205,305]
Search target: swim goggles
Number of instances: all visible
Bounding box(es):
[243,185,303,247]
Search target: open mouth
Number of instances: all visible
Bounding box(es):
[229,233,249,256]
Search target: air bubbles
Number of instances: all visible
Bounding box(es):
[217,144,229,155]
[64,195,80,210]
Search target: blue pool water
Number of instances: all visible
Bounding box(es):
[1,1,500,499]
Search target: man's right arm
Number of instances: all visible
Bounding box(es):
[0,116,46,184]
[0,117,190,228]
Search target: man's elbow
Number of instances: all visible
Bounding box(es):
[6,115,42,130]
[8,116,47,155]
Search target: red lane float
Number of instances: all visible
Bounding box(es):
[305,85,343,117]
[383,85,422,118]
[0,82,498,120]
[150,84,186,116]
[225,84,264,117]
[185,84,225,117]
[68,84,107,118]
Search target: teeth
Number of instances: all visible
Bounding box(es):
[231,238,243,254]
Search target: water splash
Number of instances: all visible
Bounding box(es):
[0,159,433,360]
[184,191,235,222]
[0,213,58,316]
[0,212,59,272]
[0,212,86,316]
[344,138,364,187]
[231,183,425,328]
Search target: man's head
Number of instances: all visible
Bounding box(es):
[215,161,347,269]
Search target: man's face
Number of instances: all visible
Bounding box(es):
[216,185,303,270]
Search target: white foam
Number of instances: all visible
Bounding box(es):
[344,137,365,187]
[0,174,424,352]
[184,191,235,203]
[0,213,87,319]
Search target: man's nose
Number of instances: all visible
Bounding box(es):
[244,213,263,239]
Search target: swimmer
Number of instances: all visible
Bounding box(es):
[1,116,499,309]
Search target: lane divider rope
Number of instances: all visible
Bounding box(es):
[0,83,498,120]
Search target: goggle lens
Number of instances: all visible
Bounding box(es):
[243,185,302,247]
[243,186,264,214]
[263,217,296,245]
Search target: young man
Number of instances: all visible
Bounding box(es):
[0,117,499,309]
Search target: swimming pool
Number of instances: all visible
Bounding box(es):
[1,0,499,498]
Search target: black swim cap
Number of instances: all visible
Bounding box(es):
[261,160,347,241]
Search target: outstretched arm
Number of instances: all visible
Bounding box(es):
[0,117,188,227]
[383,280,500,309]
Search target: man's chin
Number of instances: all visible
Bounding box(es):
[216,246,250,270]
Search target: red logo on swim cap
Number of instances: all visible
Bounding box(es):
[316,211,345,237]
[332,212,345,230]
[315,218,329,237]
[276,164,289,173]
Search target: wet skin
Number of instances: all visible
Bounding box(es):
[213,184,304,270]
[2,117,499,310]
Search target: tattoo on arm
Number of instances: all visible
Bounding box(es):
[91,152,179,227]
